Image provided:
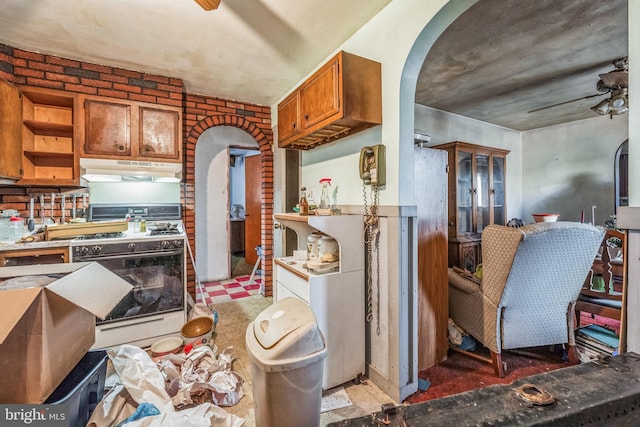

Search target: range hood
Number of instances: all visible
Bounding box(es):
[80,158,182,182]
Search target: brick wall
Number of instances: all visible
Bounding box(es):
[0,43,274,297]
[183,95,274,297]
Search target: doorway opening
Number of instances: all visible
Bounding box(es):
[229,147,261,279]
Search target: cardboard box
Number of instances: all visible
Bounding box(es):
[0,262,132,403]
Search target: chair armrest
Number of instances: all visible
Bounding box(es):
[448,268,481,294]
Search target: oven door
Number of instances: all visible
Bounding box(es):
[83,248,185,325]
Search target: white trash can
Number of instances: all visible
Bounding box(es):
[245,297,327,427]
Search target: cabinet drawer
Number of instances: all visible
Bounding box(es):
[276,282,309,304]
[275,265,309,302]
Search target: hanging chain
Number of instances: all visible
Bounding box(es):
[364,182,381,335]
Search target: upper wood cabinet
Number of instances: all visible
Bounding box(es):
[80,96,182,163]
[0,79,23,183]
[434,141,509,271]
[17,86,80,186]
[277,51,381,150]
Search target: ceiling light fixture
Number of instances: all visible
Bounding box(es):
[591,88,628,119]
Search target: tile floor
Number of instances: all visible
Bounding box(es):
[198,275,262,304]
[206,295,397,426]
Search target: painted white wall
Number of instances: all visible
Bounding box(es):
[195,126,258,282]
[415,104,523,220]
[273,0,465,207]
[630,0,639,207]
[622,0,639,353]
[521,115,628,225]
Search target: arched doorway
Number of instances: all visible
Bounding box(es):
[194,126,258,283]
[182,113,274,299]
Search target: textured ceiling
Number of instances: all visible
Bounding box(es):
[0,0,391,106]
[416,0,628,131]
[0,0,628,130]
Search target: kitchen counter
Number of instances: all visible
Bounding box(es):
[0,222,186,254]
[0,239,72,252]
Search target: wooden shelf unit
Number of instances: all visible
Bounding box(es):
[273,213,365,389]
[18,87,79,185]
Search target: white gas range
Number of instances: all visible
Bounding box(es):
[70,203,187,349]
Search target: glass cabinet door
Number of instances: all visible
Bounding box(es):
[492,155,506,225]
[475,153,490,234]
[457,149,473,235]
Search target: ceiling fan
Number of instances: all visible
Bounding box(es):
[194,0,221,11]
[528,57,629,118]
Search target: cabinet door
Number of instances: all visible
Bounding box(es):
[491,154,506,225]
[300,57,340,130]
[139,107,180,160]
[474,151,491,234]
[0,79,23,181]
[84,99,131,156]
[456,148,474,236]
[277,92,300,144]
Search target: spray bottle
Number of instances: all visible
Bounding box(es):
[319,178,331,209]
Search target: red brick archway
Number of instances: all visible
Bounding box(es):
[181,94,274,299]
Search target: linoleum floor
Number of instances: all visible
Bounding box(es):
[209,295,397,426]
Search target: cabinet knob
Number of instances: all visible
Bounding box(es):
[118,145,124,151]
[291,122,296,129]
[304,114,309,121]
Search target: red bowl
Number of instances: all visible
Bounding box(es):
[532,213,560,223]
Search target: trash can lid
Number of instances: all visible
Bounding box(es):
[252,297,325,358]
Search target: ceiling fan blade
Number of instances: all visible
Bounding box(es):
[527,92,607,114]
[194,0,221,10]
[599,70,628,87]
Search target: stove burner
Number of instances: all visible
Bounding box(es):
[75,232,126,240]
[149,229,182,236]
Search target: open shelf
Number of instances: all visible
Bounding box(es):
[19,86,78,185]
[23,120,74,136]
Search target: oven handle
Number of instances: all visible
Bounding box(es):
[75,248,183,261]
[99,316,165,331]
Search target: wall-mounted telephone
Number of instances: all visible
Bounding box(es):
[360,144,385,335]
[359,145,386,187]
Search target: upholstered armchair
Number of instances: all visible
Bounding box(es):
[448,222,605,377]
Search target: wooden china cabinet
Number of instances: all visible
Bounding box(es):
[434,141,509,272]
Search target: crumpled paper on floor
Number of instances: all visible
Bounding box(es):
[120,402,244,427]
[107,345,175,414]
[171,346,244,408]
[89,345,245,427]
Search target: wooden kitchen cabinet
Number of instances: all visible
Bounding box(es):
[434,141,509,271]
[277,51,381,150]
[0,246,69,267]
[18,86,80,186]
[0,79,23,183]
[83,99,132,156]
[81,96,182,162]
[272,213,364,389]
